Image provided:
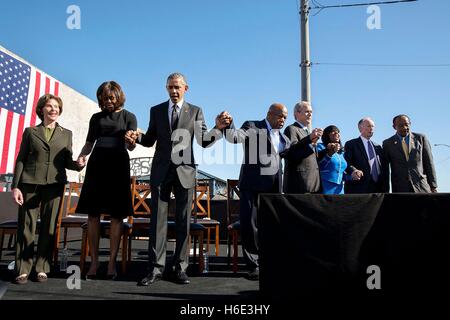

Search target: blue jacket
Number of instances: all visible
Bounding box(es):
[316,143,348,185]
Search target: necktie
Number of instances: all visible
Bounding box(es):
[171,105,179,131]
[401,137,409,161]
[367,141,379,182]
[304,127,309,135]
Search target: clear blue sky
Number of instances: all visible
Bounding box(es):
[1,0,449,191]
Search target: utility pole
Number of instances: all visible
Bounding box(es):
[299,0,417,103]
[300,0,311,103]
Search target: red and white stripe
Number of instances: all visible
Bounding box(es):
[0,68,60,175]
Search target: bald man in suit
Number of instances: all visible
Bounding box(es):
[226,103,290,280]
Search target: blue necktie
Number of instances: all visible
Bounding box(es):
[367,141,379,182]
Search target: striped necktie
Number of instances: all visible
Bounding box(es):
[367,141,379,182]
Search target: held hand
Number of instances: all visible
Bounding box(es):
[326,143,339,156]
[76,161,86,170]
[77,155,87,167]
[125,130,137,146]
[351,170,364,181]
[310,128,323,142]
[333,143,341,153]
[12,188,24,206]
[215,111,233,130]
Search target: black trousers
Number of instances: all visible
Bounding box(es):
[240,180,279,270]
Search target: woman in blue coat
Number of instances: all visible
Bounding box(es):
[316,125,348,194]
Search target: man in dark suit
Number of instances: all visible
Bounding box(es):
[226,103,290,280]
[344,117,388,193]
[383,114,437,193]
[126,73,232,285]
[283,101,322,194]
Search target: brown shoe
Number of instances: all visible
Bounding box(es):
[14,274,28,285]
[36,272,48,283]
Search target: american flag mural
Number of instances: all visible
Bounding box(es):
[0,49,60,176]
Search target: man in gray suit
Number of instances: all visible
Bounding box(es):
[383,114,437,193]
[283,101,322,193]
[126,73,232,285]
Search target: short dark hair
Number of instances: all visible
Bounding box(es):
[166,73,187,85]
[96,81,126,111]
[35,94,63,121]
[392,114,410,126]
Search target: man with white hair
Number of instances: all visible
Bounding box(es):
[344,117,388,193]
[283,101,322,194]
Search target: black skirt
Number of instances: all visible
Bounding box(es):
[76,146,133,219]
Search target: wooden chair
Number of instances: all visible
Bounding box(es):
[125,176,152,264]
[0,221,18,262]
[53,182,85,266]
[0,183,72,264]
[1,182,82,266]
[226,179,241,273]
[192,179,220,256]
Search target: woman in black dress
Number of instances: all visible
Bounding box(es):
[76,81,137,279]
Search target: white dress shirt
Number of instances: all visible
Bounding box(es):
[265,119,284,154]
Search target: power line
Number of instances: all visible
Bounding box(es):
[310,0,418,10]
[313,62,450,67]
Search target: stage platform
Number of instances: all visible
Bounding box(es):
[0,239,259,300]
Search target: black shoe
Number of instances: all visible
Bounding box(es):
[138,272,162,286]
[247,268,259,281]
[173,271,190,284]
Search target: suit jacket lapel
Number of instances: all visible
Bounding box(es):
[49,123,63,145]
[178,101,192,130]
[357,137,369,162]
[392,135,408,162]
[281,132,290,149]
[261,119,276,154]
[409,133,417,159]
[32,124,49,147]
[372,141,383,167]
[293,121,307,139]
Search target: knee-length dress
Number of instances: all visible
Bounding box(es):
[76,109,137,219]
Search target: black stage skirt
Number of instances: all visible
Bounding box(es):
[76,146,132,219]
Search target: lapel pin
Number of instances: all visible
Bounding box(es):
[394,141,397,145]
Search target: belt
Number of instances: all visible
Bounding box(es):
[95,137,123,148]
